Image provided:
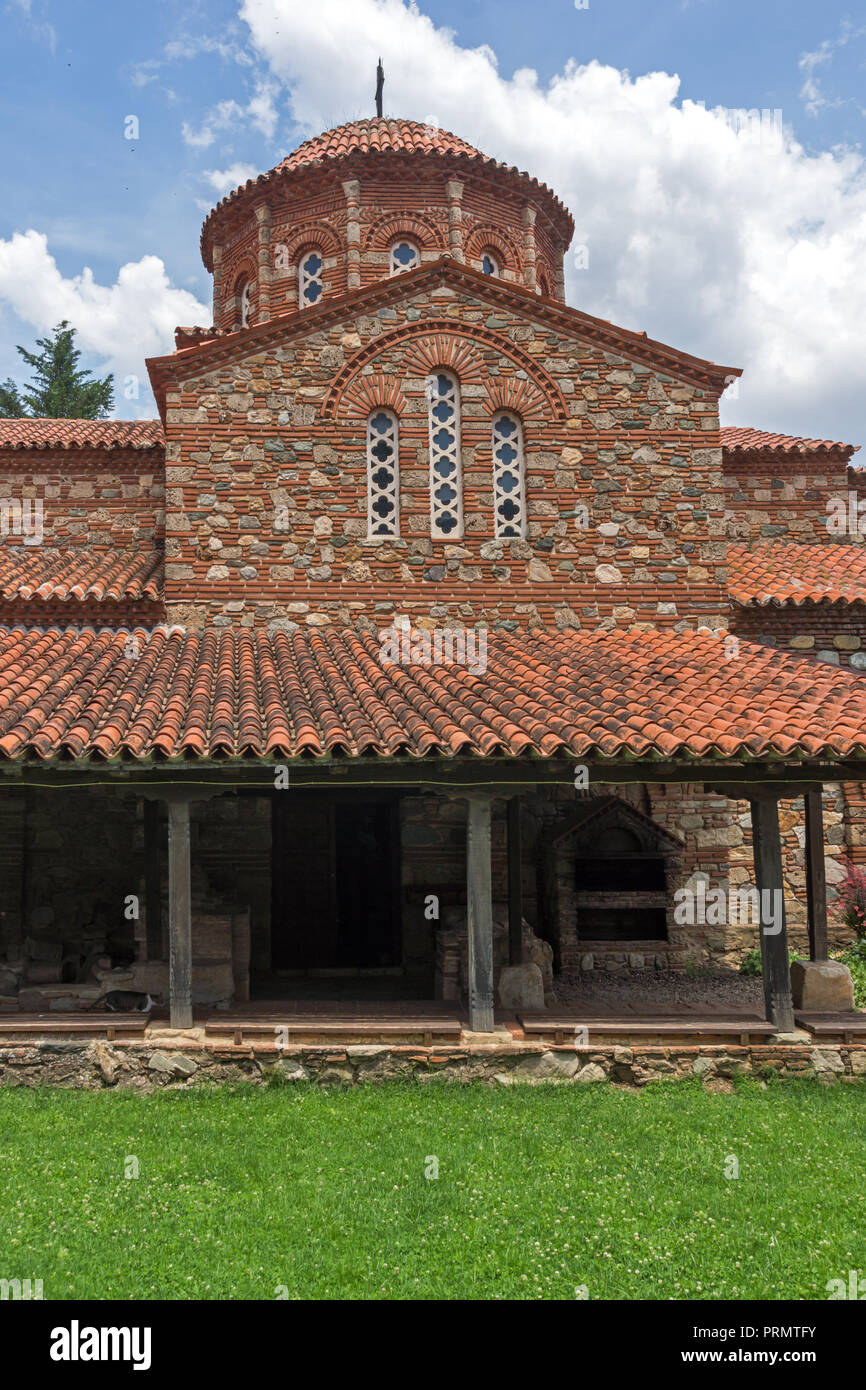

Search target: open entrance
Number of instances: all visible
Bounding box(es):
[270,794,401,976]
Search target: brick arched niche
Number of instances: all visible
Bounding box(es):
[540,796,685,973]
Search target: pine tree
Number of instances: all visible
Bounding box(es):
[0,321,114,418]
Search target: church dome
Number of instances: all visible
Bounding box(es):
[201,116,574,332]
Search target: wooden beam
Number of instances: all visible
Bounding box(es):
[750,797,795,1032]
[466,795,495,1032]
[167,799,193,1029]
[143,799,162,961]
[804,789,828,961]
[507,796,523,966]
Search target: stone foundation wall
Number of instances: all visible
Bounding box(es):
[2,1037,864,1089]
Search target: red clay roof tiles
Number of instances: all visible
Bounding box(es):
[0,626,864,764]
[0,419,163,451]
[0,549,164,603]
[728,543,866,606]
[200,117,574,258]
[721,426,858,457]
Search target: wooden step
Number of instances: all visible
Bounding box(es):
[0,1012,150,1041]
[518,1012,776,1045]
[204,1014,463,1046]
[795,1012,866,1043]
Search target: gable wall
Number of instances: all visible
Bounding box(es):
[161,283,727,632]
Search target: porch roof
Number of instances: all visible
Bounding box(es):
[728,542,866,607]
[0,548,164,604]
[0,625,864,765]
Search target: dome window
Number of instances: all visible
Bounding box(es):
[389,241,420,275]
[299,250,324,308]
[237,278,253,329]
[481,252,500,277]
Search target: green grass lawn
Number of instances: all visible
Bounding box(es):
[0,1079,864,1301]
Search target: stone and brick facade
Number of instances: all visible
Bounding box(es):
[0,116,864,1023]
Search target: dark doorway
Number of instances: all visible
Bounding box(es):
[271,795,400,970]
[575,826,668,941]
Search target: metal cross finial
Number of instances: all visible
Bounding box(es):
[375,57,384,118]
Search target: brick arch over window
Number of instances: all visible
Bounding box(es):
[481,378,549,423]
[322,319,568,422]
[338,372,408,420]
[463,226,523,274]
[363,212,447,253]
[277,223,342,264]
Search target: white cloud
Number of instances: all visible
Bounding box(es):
[238,0,866,445]
[799,23,866,117]
[0,231,209,417]
[202,162,259,195]
[182,78,280,147]
[7,0,55,52]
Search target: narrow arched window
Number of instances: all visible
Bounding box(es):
[492,412,526,539]
[237,278,253,329]
[367,410,399,538]
[427,372,462,539]
[481,251,499,277]
[299,249,324,308]
[390,241,419,275]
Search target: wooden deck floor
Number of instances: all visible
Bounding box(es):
[0,1001,862,1047]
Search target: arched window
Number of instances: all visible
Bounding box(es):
[481,251,500,277]
[427,372,462,539]
[537,271,552,297]
[389,241,420,275]
[299,249,324,308]
[492,412,526,539]
[237,278,253,329]
[367,410,399,538]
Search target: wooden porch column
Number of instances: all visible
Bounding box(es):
[804,788,828,961]
[167,798,193,1029]
[750,797,795,1033]
[507,796,523,966]
[466,795,495,1032]
[143,799,162,962]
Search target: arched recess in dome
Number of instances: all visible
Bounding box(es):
[228,257,257,328]
[363,212,447,253]
[276,222,342,264]
[322,319,568,423]
[463,226,523,275]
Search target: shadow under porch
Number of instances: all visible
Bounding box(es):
[0,765,851,1041]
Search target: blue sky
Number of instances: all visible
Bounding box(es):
[1,0,864,443]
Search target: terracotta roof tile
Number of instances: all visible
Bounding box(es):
[0,626,864,764]
[721,426,858,457]
[201,118,574,260]
[0,419,164,451]
[0,549,163,603]
[728,543,866,606]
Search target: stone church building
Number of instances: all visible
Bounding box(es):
[1,116,865,1035]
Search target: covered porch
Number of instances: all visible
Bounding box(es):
[0,758,859,1045]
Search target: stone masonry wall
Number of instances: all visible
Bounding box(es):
[723,453,859,544]
[0,447,164,550]
[732,603,866,671]
[162,281,728,632]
